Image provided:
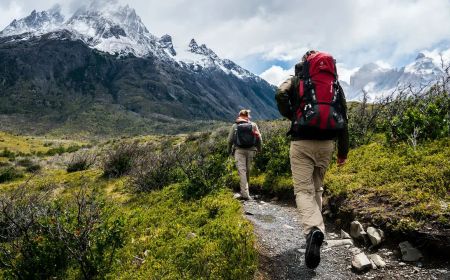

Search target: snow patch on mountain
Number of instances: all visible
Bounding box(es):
[172,38,253,79]
[348,49,449,101]
[0,5,64,37]
[0,2,256,81]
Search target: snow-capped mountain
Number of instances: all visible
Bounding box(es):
[0,1,253,80]
[0,2,277,135]
[0,5,64,37]
[346,51,449,100]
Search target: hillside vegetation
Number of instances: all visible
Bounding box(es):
[0,132,256,279]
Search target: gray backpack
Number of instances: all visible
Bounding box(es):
[233,122,257,148]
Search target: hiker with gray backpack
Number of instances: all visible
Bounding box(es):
[276,50,349,269]
[227,109,262,200]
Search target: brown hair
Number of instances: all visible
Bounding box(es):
[238,109,251,117]
[302,50,317,62]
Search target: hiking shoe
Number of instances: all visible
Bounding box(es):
[305,227,324,269]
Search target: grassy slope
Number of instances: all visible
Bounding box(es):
[325,137,450,232]
[0,131,84,155]
[0,134,257,279]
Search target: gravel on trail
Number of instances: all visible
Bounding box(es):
[242,197,450,280]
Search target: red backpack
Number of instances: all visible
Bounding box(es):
[293,52,345,131]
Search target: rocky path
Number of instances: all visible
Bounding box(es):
[241,197,450,280]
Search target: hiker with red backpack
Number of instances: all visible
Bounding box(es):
[227,109,262,200]
[275,50,349,269]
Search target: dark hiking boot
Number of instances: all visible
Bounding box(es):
[305,227,324,269]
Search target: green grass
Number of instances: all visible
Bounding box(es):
[325,137,450,231]
[0,164,257,279]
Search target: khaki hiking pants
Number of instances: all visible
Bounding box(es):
[234,148,256,199]
[290,140,334,235]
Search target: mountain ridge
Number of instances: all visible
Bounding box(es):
[0,3,278,136]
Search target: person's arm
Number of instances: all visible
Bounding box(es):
[253,123,262,152]
[227,124,236,155]
[275,77,295,120]
[337,84,349,165]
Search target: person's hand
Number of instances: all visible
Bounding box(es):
[337,157,347,166]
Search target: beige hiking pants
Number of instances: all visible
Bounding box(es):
[290,140,334,235]
[234,148,256,199]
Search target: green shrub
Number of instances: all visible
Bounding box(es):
[17,158,41,173]
[16,158,33,168]
[25,163,41,173]
[0,185,125,279]
[383,91,450,145]
[0,166,23,183]
[67,151,96,173]
[0,148,16,159]
[102,142,140,178]
[65,145,81,154]
[130,147,178,192]
[177,142,228,200]
[45,146,66,156]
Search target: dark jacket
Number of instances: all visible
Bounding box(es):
[275,74,349,159]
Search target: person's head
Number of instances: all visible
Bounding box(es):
[238,109,251,119]
[302,50,317,62]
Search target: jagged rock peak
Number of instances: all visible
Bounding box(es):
[160,34,176,56]
[0,4,64,37]
[188,38,218,59]
[189,38,199,49]
[416,52,426,60]
[160,34,173,44]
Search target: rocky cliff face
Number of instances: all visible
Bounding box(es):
[0,2,277,135]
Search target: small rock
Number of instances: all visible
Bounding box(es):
[283,224,294,230]
[297,248,306,253]
[370,259,378,270]
[367,227,384,246]
[341,229,352,239]
[399,241,423,262]
[132,256,145,267]
[326,239,354,248]
[368,254,386,268]
[352,253,372,272]
[186,232,197,239]
[350,247,362,255]
[350,221,366,239]
[233,193,241,199]
[270,196,279,201]
[345,244,351,249]
[399,262,406,266]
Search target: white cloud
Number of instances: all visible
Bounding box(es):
[336,64,359,84]
[1,0,450,72]
[259,65,293,86]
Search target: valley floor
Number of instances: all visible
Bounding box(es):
[242,197,450,280]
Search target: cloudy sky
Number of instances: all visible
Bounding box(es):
[1,0,450,85]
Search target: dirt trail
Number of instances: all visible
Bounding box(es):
[242,198,450,280]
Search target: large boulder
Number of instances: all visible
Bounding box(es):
[368,254,386,268]
[367,227,384,246]
[399,241,423,262]
[352,253,372,272]
[350,221,366,239]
